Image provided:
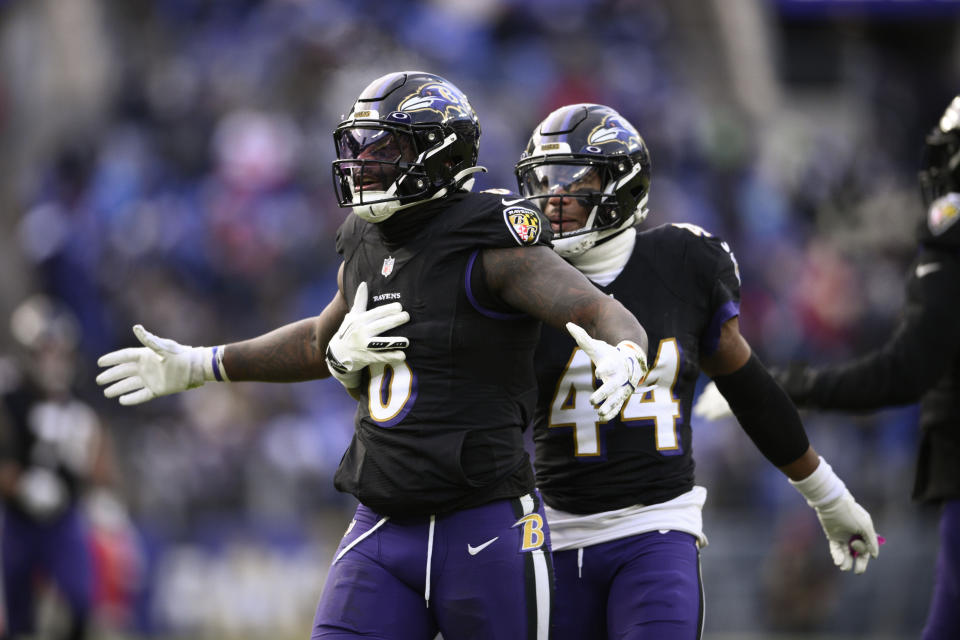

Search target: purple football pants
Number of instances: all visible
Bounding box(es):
[311,493,553,640]
[923,499,960,639]
[550,530,703,640]
[1,505,93,636]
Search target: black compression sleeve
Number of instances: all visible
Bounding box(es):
[794,253,960,410]
[712,353,810,467]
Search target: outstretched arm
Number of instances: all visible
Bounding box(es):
[701,316,879,573]
[700,317,817,477]
[98,265,350,405]
[224,262,349,382]
[753,255,960,410]
[787,281,960,409]
[223,296,344,382]
[98,262,411,404]
[482,245,647,351]
[482,244,648,421]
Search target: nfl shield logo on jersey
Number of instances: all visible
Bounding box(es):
[381,256,395,277]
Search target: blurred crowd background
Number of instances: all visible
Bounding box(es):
[0,0,957,638]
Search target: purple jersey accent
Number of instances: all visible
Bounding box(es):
[312,495,553,639]
[464,250,525,320]
[700,300,740,356]
[211,346,224,382]
[551,530,703,640]
[1,505,93,634]
[923,499,960,639]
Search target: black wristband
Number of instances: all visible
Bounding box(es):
[325,346,349,375]
[712,353,810,467]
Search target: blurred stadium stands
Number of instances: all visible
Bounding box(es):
[0,0,956,638]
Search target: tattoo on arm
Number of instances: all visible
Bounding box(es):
[483,246,647,351]
[223,318,328,382]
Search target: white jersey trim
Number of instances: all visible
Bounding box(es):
[544,485,708,551]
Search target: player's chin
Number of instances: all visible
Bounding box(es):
[551,221,584,233]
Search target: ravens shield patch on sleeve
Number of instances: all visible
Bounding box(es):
[929,193,960,236]
[504,206,542,246]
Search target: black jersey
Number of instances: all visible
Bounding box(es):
[533,224,741,514]
[794,244,960,503]
[0,375,99,517]
[334,191,551,517]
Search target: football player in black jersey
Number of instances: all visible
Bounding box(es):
[1,296,120,640]
[96,72,652,640]
[514,104,880,639]
[696,94,960,640]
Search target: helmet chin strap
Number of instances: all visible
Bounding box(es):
[350,180,403,222]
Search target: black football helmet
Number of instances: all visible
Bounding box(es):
[10,295,81,394]
[515,104,651,257]
[919,95,960,207]
[332,71,483,222]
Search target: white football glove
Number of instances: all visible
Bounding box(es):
[18,467,68,520]
[97,325,225,406]
[325,282,409,389]
[692,380,734,421]
[566,322,648,422]
[790,457,880,574]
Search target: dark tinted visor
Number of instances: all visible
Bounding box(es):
[336,128,407,162]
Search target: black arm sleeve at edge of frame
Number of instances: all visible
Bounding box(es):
[794,252,960,411]
[713,352,810,467]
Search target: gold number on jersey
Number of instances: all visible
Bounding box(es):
[548,348,604,456]
[621,338,681,450]
[367,362,414,423]
[548,338,681,456]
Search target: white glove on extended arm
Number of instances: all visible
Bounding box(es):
[790,456,880,574]
[566,322,648,422]
[96,325,225,406]
[692,380,734,421]
[325,282,409,390]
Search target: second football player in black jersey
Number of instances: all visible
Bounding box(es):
[515,103,881,640]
